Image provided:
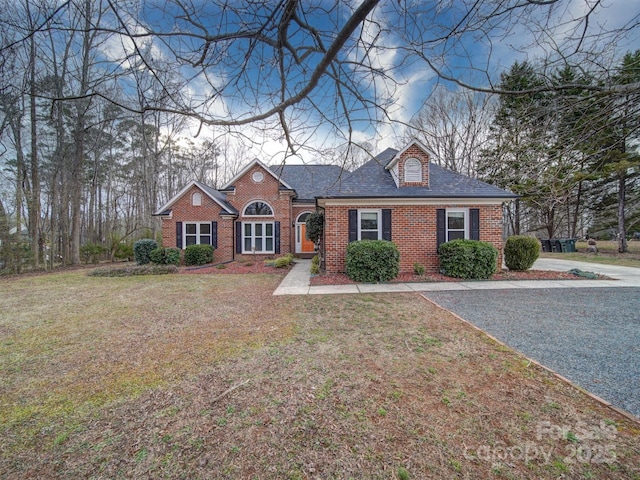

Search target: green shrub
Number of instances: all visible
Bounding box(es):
[504,236,540,271]
[310,254,320,274]
[150,247,181,266]
[80,242,105,264]
[133,239,158,265]
[184,244,214,266]
[114,243,134,261]
[413,262,425,276]
[438,239,498,279]
[274,253,294,268]
[88,264,178,277]
[305,212,324,245]
[345,240,400,283]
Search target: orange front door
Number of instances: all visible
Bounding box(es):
[300,224,315,253]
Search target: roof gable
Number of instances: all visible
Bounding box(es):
[153,180,238,216]
[384,139,437,170]
[221,158,294,191]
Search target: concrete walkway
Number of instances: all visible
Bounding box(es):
[273,258,640,295]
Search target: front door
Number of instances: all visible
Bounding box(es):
[296,222,315,253]
[300,224,315,253]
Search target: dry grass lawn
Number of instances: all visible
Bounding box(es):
[0,270,639,479]
[540,240,640,268]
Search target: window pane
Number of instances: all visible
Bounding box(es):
[244,238,252,251]
[255,238,263,251]
[200,235,211,245]
[244,223,252,236]
[448,231,465,241]
[186,224,196,234]
[266,238,273,251]
[265,223,273,236]
[186,236,196,246]
[361,212,378,230]
[298,213,310,223]
[448,212,465,230]
[200,223,210,234]
[361,231,378,240]
[245,201,273,215]
[255,223,263,236]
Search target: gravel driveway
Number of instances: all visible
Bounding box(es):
[421,287,640,418]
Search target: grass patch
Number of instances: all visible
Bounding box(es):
[540,240,640,268]
[0,274,638,478]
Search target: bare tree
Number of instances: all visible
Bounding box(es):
[407,86,494,176]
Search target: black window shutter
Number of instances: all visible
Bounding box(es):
[235,222,242,254]
[274,221,281,254]
[470,208,480,240]
[211,221,218,249]
[436,209,445,248]
[382,209,392,241]
[348,209,358,242]
[176,221,183,249]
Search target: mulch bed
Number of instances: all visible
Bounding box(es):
[310,269,605,286]
[180,260,292,275]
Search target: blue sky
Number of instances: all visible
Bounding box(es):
[101,0,640,164]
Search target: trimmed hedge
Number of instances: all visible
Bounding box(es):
[504,236,540,271]
[150,247,181,266]
[184,244,214,266]
[438,239,498,279]
[88,265,178,277]
[133,239,158,265]
[345,240,400,283]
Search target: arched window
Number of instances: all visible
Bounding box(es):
[243,201,274,216]
[296,212,311,223]
[192,192,202,206]
[404,158,422,183]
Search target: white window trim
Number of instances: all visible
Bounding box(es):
[242,221,275,254]
[358,209,382,241]
[404,158,422,183]
[191,192,202,206]
[446,208,469,242]
[242,200,275,217]
[183,222,211,248]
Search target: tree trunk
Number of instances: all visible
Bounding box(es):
[28,28,41,268]
[618,173,627,253]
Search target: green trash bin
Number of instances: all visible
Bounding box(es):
[558,238,577,253]
[558,239,569,252]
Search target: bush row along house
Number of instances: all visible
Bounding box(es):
[153,140,516,273]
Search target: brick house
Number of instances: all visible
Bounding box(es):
[153,140,516,273]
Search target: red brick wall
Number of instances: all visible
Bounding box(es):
[323,203,504,274]
[160,185,235,262]
[397,144,429,188]
[224,164,294,261]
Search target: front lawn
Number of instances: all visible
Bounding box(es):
[0,271,638,478]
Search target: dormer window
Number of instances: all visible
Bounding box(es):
[404,158,422,183]
[192,192,202,206]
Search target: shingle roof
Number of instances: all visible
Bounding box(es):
[199,183,239,214]
[270,164,346,202]
[320,148,516,199]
